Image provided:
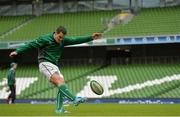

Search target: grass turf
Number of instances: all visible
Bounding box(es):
[0,104,180,116]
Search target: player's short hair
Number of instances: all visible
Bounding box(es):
[56,26,67,35]
[10,62,17,68]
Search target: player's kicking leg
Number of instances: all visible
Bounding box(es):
[50,73,87,113]
[39,62,87,114]
[56,88,68,113]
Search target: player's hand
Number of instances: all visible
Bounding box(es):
[92,33,102,40]
[9,51,17,57]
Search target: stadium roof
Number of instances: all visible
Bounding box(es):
[0,0,102,6]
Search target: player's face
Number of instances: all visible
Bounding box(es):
[13,64,17,70]
[54,32,65,43]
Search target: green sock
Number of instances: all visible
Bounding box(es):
[58,84,76,101]
[56,91,64,110]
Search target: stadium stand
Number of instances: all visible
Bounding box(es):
[0,10,116,41]
[0,63,180,99]
[93,64,180,98]
[0,64,100,99]
[0,4,180,101]
[0,15,31,35]
[105,6,180,37]
[0,6,180,42]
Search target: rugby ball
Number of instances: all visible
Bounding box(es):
[90,80,104,95]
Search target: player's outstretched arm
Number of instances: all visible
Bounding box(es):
[64,32,102,46]
[9,37,48,57]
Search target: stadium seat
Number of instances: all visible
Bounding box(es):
[1,63,180,99]
[1,6,179,42]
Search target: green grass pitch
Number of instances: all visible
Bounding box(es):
[0,104,180,116]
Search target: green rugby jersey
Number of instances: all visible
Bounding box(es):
[7,68,16,86]
[16,33,93,65]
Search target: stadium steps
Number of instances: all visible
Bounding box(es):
[0,15,35,40]
[0,15,32,35]
[104,6,180,37]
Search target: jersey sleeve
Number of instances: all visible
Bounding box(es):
[63,36,93,46]
[16,37,49,54]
